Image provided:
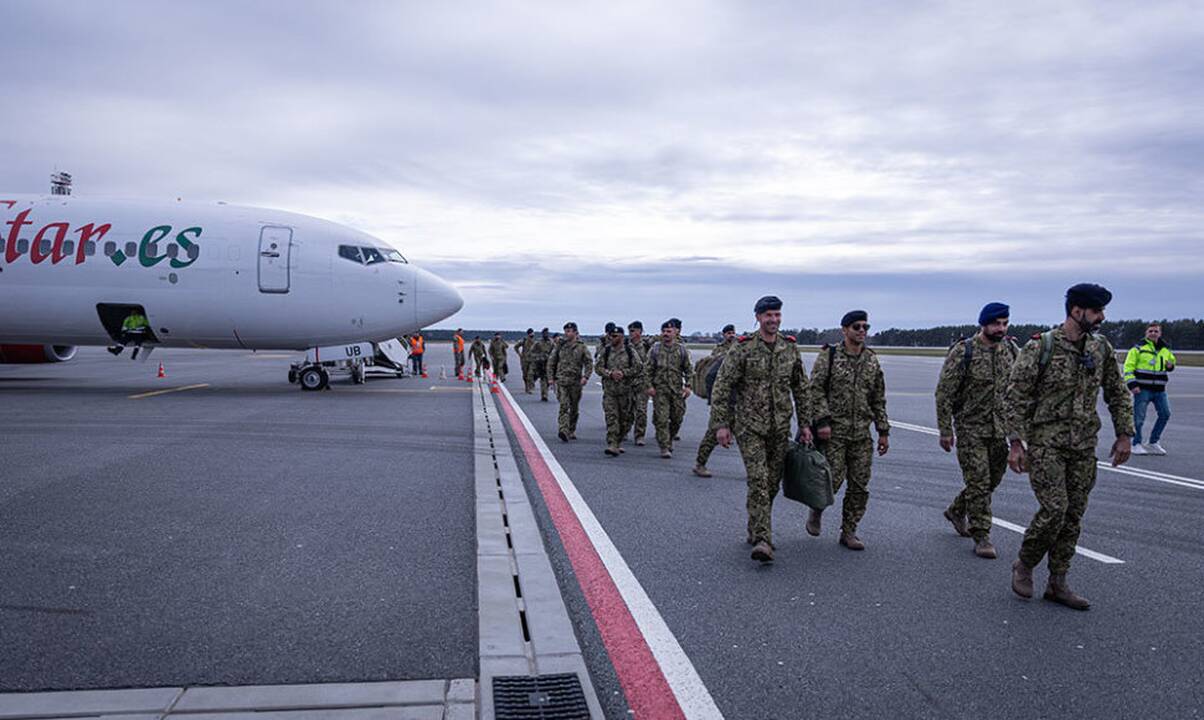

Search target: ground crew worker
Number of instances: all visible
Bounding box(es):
[628,321,654,446]
[1005,283,1134,610]
[489,332,510,382]
[808,310,889,551]
[516,328,537,393]
[469,335,488,377]
[935,302,1017,559]
[410,331,426,376]
[452,329,466,379]
[596,322,645,456]
[693,324,739,477]
[711,296,810,564]
[1125,322,1176,455]
[108,309,151,358]
[528,328,554,401]
[646,318,692,458]
[548,322,592,441]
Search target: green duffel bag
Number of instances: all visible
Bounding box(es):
[782,442,834,510]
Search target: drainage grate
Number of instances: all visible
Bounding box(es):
[493,673,590,719]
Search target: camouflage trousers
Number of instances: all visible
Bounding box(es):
[602,389,637,447]
[632,395,650,441]
[520,359,532,392]
[472,356,487,376]
[528,362,549,400]
[947,435,1008,539]
[491,355,507,381]
[696,425,720,467]
[652,389,686,450]
[736,428,790,545]
[1018,445,1097,574]
[453,350,465,377]
[823,436,874,534]
[556,382,583,435]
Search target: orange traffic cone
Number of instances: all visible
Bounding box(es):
[490,372,500,394]
[157,362,166,378]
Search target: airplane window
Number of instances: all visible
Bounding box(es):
[62,240,75,256]
[146,243,159,257]
[166,244,179,259]
[338,244,365,264]
[104,241,116,256]
[187,244,200,260]
[361,247,386,265]
[85,241,96,256]
[17,239,29,253]
[39,239,52,255]
[125,242,137,257]
[382,248,408,263]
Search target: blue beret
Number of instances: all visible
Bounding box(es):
[978,302,1010,326]
[841,310,868,327]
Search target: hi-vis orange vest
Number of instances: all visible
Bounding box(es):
[454,335,464,353]
[413,335,425,354]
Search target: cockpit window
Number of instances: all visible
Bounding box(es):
[340,244,407,266]
[338,245,364,264]
[382,248,408,263]
[361,247,386,265]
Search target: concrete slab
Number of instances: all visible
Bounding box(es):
[445,679,475,705]
[173,680,446,713]
[0,688,181,719]
[513,552,585,658]
[174,709,442,720]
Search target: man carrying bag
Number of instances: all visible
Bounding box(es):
[782,442,835,511]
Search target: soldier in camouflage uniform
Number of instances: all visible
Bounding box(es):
[711,296,810,563]
[934,302,1017,559]
[693,324,739,477]
[595,322,645,456]
[527,328,554,401]
[469,336,488,377]
[1005,284,1134,610]
[516,328,537,393]
[628,321,654,446]
[646,318,692,458]
[547,322,593,441]
[488,332,510,382]
[808,310,889,551]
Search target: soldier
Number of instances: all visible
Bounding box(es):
[489,332,510,382]
[646,318,692,458]
[595,322,645,456]
[516,328,537,393]
[452,328,466,379]
[527,328,554,401]
[1005,283,1134,610]
[808,310,889,551]
[547,322,593,441]
[693,324,739,477]
[711,296,810,563]
[935,302,1018,559]
[469,335,489,377]
[628,321,654,446]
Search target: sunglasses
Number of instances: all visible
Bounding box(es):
[850,323,871,331]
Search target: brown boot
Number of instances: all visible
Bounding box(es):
[944,508,970,538]
[604,446,619,456]
[838,531,865,551]
[1011,559,1034,598]
[660,448,672,459]
[973,537,997,559]
[692,464,712,477]
[635,437,646,446]
[751,541,774,563]
[805,509,822,537]
[1044,574,1091,610]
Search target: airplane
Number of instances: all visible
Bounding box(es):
[0,193,463,389]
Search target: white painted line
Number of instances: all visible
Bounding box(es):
[128,383,210,399]
[499,383,724,720]
[891,420,940,436]
[991,519,1124,564]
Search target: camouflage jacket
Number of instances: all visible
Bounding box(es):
[515,337,536,361]
[645,340,692,392]
[629,336,653,363]
[469,339,487,361]
[1005,327,1135,451]
[527,338,554,364]
[488,338,509,361]
[547,339,593,384]
[711,336,738,357]
[594,341,646,395]
[809,344,889,440]
[935,334,1017,439]
[710,333,809,437]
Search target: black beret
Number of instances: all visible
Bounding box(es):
[526,327,534,333]
[604,322,623,334]
[841,310,869,327]
[722,324,735,334]
[627,320,643,331]
[662,317,682,330]
[563,321,577,331]
[754,295,782,314]
[541,327,549,333]
[1066,283,1112,310]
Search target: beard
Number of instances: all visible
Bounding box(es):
[986,330,1006,342]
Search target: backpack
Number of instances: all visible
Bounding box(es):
[951,335,1019,409]
[692,354,722,400]
[600,340,634,369]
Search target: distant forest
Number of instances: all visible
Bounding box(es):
[421,319,1204,350]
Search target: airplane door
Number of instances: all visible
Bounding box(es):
[258,226,292,293]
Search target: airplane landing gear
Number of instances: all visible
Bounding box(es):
[297,365,329,391]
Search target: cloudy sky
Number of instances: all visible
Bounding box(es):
[2,1,1201,332]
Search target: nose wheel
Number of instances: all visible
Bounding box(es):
[296,365,330,391]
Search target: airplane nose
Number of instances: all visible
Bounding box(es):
[414,266,463,327]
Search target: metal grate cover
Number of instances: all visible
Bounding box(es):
[493,673,591,719]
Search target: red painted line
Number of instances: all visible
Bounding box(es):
[495,390,685,720]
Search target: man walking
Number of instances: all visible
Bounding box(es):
[528,328,554,401]
[808,310,889,551]
[628,321,654,446]
[1125,322,1176,455]
[516,328,537,393]
[469,335,488,377]
[547,322,593,442]
[646,318,692,458]
[596,322,645,456]
[410,331,426,377]
[489,332,510,382]
[935,302,1017,559]
[694,324,739,477]
[711,296,810,563]
[452,329,466,379]
[1006,283,1133,610]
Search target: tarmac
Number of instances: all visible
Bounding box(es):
[1,346,1201,718]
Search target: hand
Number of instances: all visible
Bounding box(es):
[798,426,813,445]
[1111,436,1132,467]
[1131,387,1140,395]
[580,376,589,387]
[646,388,656,397]
[549,380,557,387]
[939,435,954,453]
[817,426,831,442]
[682,387,692,400]
[1168,361,1176,371]
[717,427,732,448]
[1008,440,1028,474]
[877,435,889,456]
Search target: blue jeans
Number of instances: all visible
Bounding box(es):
[1133,389,1171,444]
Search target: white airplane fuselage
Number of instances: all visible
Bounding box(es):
[0,195,462,351]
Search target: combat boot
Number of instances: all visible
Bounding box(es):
[750,541,774,563]
[973,537,997,559]
[943,508,970,538]
[838,531,865,551]
[558,431,568,442]
[1044,574,1091,610]
[604,446,620,456]
[634,437,646,446]
[660,448,672,459]
[1011,559,1034,598]
[805,509,822,537]
[692,464,712,477]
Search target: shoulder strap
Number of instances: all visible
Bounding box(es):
[1039,330,1054,371]
[650,343,660,371]
[625,339,634,365]
[825,344,836,400]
